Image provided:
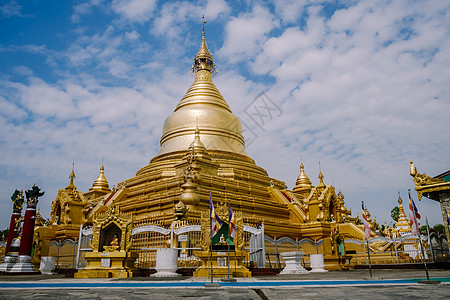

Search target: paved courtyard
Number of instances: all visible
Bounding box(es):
[1,269,449,299]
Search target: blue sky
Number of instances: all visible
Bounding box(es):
[1,0,449,230]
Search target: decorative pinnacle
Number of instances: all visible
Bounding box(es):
[65,162,77,190]
[193,17,216,74]
[318,161,325,186]
[70,162,76,183]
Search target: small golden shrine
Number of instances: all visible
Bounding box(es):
[74,204,138,278]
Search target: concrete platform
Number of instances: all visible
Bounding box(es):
[0,269,449,299]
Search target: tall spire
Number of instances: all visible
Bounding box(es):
[66,162,77,190]
[317,161,325,188]
[192,16,216,74]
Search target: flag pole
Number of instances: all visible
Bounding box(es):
[366,237,372,278]
[425,216,435,263]
[362,201,372,278]
[210,190,213,285]
[227,198,231,280]
[222,198,236,282]
[204,190,221,287]
[409,190,438,284]
[414,208,429,280]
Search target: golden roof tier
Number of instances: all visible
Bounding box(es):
[146,27,249,167]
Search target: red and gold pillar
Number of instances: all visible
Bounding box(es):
[18,202,37,257]
[10,185,44,273]
[5,210,21,255]
[5,189,24,255]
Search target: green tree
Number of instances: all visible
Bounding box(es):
[433,224,445,233]
[1,228,8,242]
[391,206,400,222]
[419,225,428,235]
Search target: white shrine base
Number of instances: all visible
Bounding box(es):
[309,254,328,273]
[278,251,309,275]
[39,256,56,275]
[0,255,17,272]
[9,255,39,273]
[151,248,181,277]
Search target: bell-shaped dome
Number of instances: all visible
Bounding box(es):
[90,164,110,191]
[295,162,312,189]
[153,28,248,160]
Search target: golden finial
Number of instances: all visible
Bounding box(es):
[70,162,76,183]
[66,162,77,190]
[317,161,325,187]
[193,17,216,74]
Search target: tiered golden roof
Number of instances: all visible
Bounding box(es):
[394,193,411,234]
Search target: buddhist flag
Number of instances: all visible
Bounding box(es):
[209,191,223,238]
[408,191,420,235]
[445,209,450,226]
[409,191,421,220]
[229,204,237,239]
[409,212,418,235]
[362,202,371,240]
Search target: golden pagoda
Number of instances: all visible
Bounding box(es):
[35,26,383,273]
[393,193,412,236]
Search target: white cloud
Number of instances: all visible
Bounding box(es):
[17,79,77,119]
[219,5,279,63]
[125,30,140,41]
[0,95,27,119]
[71,0,102,23]
[11,65,34,76]
[112,0,157,23]
[273,0,309,24]
[204,0,230,20]
[0,0,23,18]
[151,0,230,38]
[1,1,449,229]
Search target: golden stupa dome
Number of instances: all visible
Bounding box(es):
[153,27,248,160]
[295,162,312,188]
[90,164,110,191]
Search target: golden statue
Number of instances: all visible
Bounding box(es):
[110,234,119,247]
